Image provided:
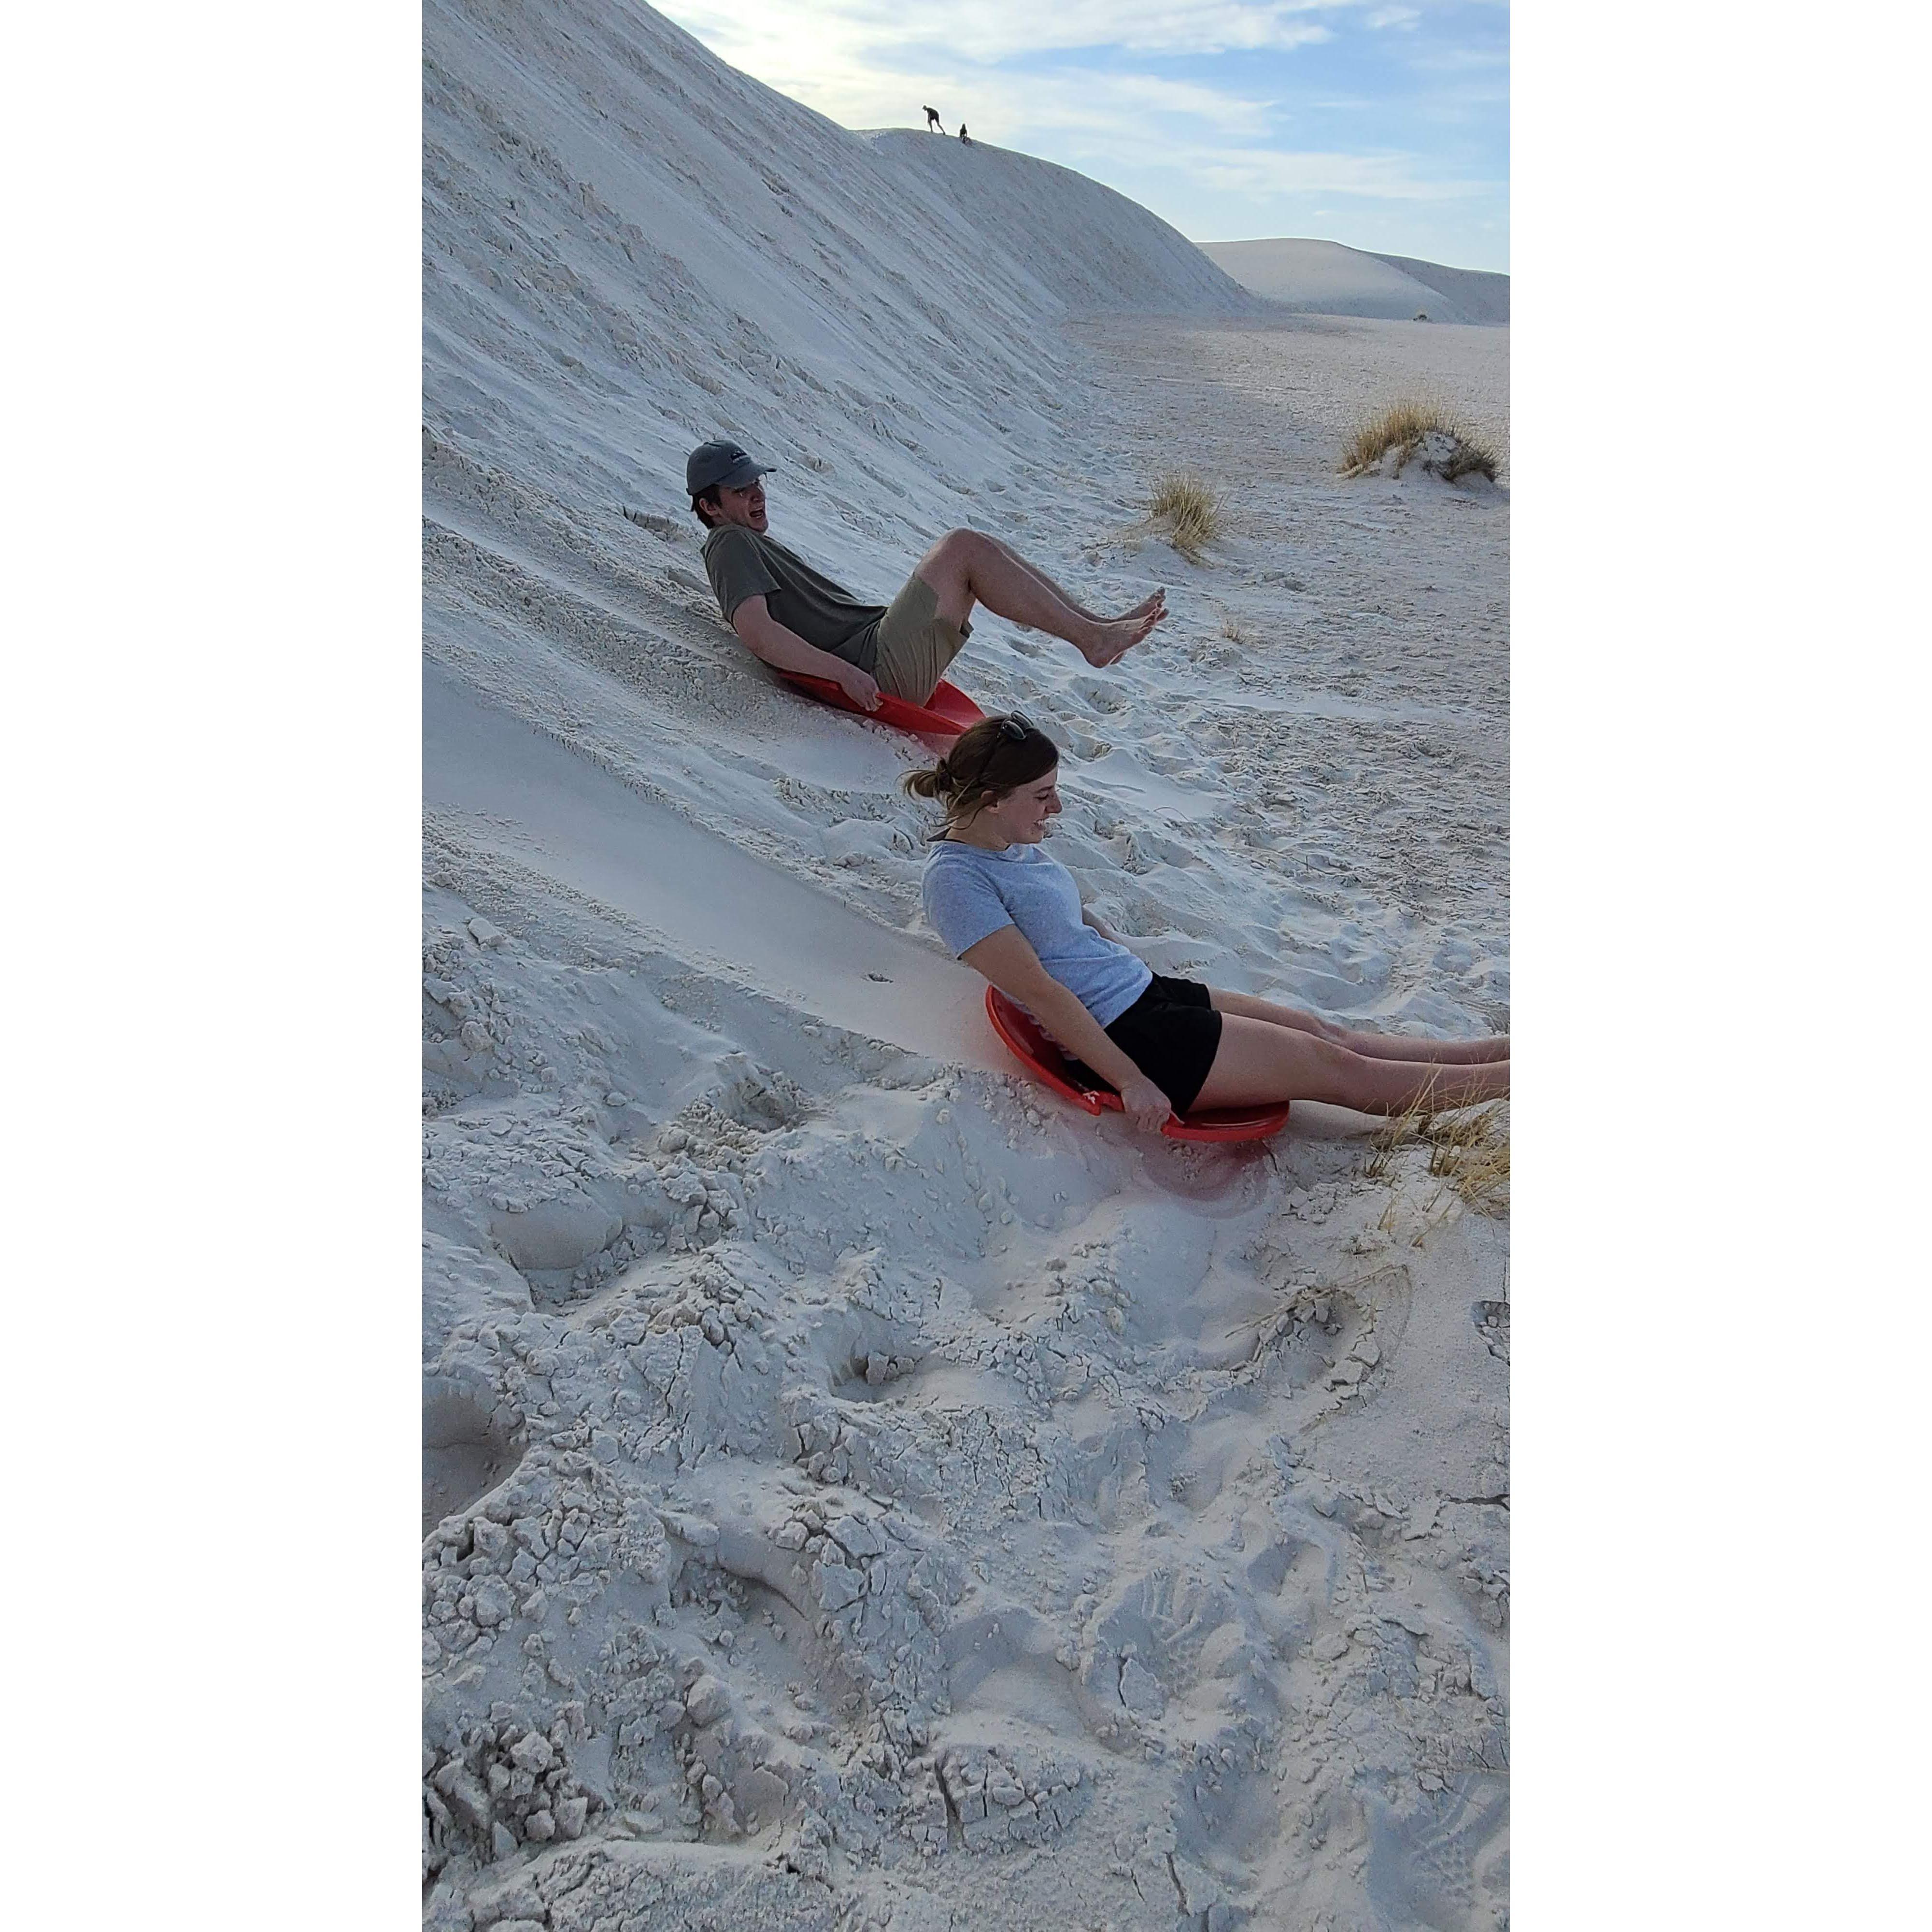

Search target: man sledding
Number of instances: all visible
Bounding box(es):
[686,440,1165,713]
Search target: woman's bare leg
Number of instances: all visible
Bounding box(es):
[1210,988,1507,1064]
[1193,1013,1508,1114]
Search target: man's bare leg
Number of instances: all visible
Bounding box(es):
[1211,989,1508,1064]
[916,529,1165,667]
[980,533,1165,629]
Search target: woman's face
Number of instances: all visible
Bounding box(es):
[979,763,1062,843]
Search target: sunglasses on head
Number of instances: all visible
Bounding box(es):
[961,712,1040,788]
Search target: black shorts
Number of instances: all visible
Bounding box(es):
[1070,975,1223,1115]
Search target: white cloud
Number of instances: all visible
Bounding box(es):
[653,1,1505,234]
[1183,144,1492,201]
[657,11,1291,144]
[1409,44,1511,71]
[662,1,1346,72]
[951,65,1284,141]
[940,72,1490,206]
[926,2,1337,57]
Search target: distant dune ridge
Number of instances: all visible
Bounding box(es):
[1365,252,1510,326]
[1200,236,1509,325]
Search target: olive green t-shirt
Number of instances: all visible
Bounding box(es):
[702,526,886,675]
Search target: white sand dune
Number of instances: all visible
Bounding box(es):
[1368,253,1511,327]
[861,128,1262,317]
[1201,236,1509,326]
[423,4,1510,1927]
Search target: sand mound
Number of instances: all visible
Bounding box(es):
[1201,237,1507,327]
[1357,427,1502,489]
[1340,404,1504,489]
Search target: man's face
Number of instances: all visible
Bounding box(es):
[713,477,768,532]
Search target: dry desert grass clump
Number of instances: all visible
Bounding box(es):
[1367,1095,1510,1218]
[1146,472,1221,561]
[1341,399,1500,483]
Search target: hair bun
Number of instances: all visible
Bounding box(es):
[901,713,1056,814]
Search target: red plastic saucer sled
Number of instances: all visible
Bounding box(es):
[984,988,1290,1144]
[779,670,984,741]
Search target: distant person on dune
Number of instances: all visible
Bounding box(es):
[913,714,1510,1131]
[924,105,943,131]
[686,440,1165,713]
[958,124,971,144]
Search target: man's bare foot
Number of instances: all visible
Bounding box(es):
[1124,588,1166,622]
[1077,599,1166,667]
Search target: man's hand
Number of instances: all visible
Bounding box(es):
[836,663,882,711]
[731,598,884,709]
[1118,1074,1174,1134]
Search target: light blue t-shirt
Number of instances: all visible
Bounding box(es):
[921,839,1152,1027]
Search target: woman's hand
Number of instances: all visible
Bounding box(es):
[957,929,1172,1130]
[1118,1074,1174,1134]
[836,663,882,711]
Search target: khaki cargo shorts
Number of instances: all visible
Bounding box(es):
[871,572,971,705]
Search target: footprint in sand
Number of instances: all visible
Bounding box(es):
[422,1377,527,1536]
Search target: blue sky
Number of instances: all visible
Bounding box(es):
[655,0,1508,271]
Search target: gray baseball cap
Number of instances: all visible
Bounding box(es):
[685,440,773,495]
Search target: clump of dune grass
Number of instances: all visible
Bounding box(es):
[1146,472,1221,561]
[1340,399,1500,483]
[1367,1095,1509,1218]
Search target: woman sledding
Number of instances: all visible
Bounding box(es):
[912,715,1509,1134]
